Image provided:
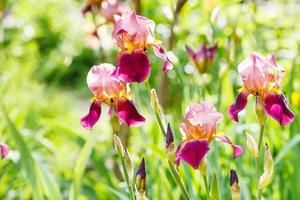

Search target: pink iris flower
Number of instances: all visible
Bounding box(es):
[80,63,145,129]
[185,44,217,74]
[99,0,130,23]
[0,143,9,159]
[112,11,172,83]
[228,53,295,125]
[82,0,103,15]
[176,102,243,169]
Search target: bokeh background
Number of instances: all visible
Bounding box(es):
[1,0,300,199]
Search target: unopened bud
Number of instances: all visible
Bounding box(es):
[166,123,175,163]
[256,96,266,126]
[259,144,274,189]
[230,170,240,200]
[246,133,258,158]
[124,149,133,183]
[113,135,124,156]
[150,89,159,113]
[136,158,147,195]
[199,158,207,175]
[0,143,9,159]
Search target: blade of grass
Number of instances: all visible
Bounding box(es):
[275,133,300,165]
[69,131,96,200]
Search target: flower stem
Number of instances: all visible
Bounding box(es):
[202,173,210,200]
[168,161,191,200]
[255,124,265,200]
[119,151,135,200]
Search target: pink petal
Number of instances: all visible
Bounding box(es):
[228,91,250,122]
[215,135,243,159]
[80,102,101,129]
[114,50,151,83]
[185,45,196,59]
[0,143,9,159]
[163,58,173,71]
[175,139,209,169]
[115,98,145,126]
[153,44,173,71]
[264,93,295,125]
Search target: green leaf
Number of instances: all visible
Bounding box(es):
[210,172,220,200]
[69,132,96,200]
[275,134,300,165]
[1,103,44,200]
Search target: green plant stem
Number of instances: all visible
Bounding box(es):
[255,124,265,200]
[202,173,210,200]
[145,81,190,200]
[119,151,135,200]
[168,161,191,200]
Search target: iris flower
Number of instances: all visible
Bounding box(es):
[176,102,243,169]
[80,63,145,129]
[228,53,295,125]
[185,44,217,74]
[112,11,172,83]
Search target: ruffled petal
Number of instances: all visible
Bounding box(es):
[264,93,295,125]
[228,91,250,122]
[80,102,101,129]
[114,50,151,83]
[175,139,209,169]
[115,98,145,126]
[214,135,243,159]
[0,143,9,159]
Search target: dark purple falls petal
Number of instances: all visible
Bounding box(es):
[175,139,209,169]
[114,50,151,83]
[115,98,145,126]
[228,91,250,122]
[80,102,101,129]
[264,93,295,125]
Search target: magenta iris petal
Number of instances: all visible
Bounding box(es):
[215,135,243,159]
[114,50,151,83]
[228,91,250,122]
[163,58,173,71]
[116,98,145,126]
[264,93,295,125]
[82,5,92,15]
[175,139,209,169]
[0,143,9,159]
[80,102,101,129]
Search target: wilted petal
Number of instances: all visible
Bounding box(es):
[114,51,151,83]
[80,102,101,129]
[115,98,145,126]
[215,135,243,159]
[175,139,209,169]
[228,91,250,122]
[264,93,295,125]
[0,143,9,159]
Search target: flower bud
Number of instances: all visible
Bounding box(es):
[0,143,9,159]
[135,158,147,195]
[259,144,274,189]
[230,169,240,200]
[113,135,124,156]
[246,133,258,158]
[124,149,133,183]
[256,96,266,126]
[166,123,175,163]
[199,158,207,175]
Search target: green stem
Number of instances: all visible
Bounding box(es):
[119,151,135,200]
[202,173,210,200]
[168,161,191,200]
[255,124,265,200]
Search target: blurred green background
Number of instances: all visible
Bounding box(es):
[1,0,300,199]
